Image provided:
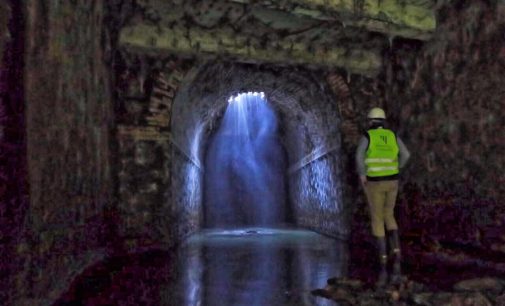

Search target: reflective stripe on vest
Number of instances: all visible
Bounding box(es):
[365,158,396,164]
[366,128,399,177]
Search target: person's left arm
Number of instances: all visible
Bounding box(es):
[396,137,410,170]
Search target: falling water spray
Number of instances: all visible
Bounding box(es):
[204,92,286,228]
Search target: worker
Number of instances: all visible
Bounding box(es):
[355,107,410,287]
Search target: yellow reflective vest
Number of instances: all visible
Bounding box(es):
[365,128,399,177]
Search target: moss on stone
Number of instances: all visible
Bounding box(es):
[119,24,382,76]
[277,0,436,31]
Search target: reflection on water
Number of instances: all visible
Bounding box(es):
[162,228,347,306]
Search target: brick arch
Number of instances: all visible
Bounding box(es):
[170,61,349,238]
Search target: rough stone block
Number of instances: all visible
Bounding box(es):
[118,125,169,141]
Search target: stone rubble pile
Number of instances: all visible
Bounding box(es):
[312,277,505,306]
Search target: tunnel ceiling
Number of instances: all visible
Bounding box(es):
[170,62,342,167]
[119,0,436,77]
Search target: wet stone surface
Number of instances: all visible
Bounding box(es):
[56,228,348,306]
[312,276,505,306]
[165,228,347,306]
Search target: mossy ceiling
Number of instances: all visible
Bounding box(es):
[120,0,437,76]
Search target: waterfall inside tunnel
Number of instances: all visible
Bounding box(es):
[204,92,287,228]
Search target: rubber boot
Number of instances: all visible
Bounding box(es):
[376,237,388,288]
[388,230,402,284]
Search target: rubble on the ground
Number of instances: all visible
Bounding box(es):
[312,276,505,305]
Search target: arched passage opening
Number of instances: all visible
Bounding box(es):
[170,62,348,238]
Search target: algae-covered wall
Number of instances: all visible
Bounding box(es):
[269,0,436,31]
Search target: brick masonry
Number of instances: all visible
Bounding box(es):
[115,58,351,241]
[115,56,191,247]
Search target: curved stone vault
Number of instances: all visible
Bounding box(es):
[170,61,347,239]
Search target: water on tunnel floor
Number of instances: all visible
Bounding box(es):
[162,227,347,306]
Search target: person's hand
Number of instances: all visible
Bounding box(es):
[360,175,367,186]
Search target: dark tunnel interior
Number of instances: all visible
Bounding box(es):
[2,1,505,305]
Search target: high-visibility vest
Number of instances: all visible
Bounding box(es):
[365,128,399,177]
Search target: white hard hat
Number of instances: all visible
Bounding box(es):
[367,107,386,119]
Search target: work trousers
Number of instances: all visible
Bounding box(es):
[365,180,399,237]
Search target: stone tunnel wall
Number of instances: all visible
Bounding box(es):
[169,66,204,241]
[396,1,505,203]
[326,72,384,228]
[349,1,505,260]
[14,1,114,304]
[114,55,193,248]
[0,1,29,303]
[114,58,350,243]
[326,1,505,273]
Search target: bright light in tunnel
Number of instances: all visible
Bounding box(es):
[205,91,286,228]
[228,91,265,103]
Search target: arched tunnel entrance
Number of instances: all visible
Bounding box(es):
[164,62,349,305]
[171,62,348,238]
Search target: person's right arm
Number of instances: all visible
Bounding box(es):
[355,135,369,185]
